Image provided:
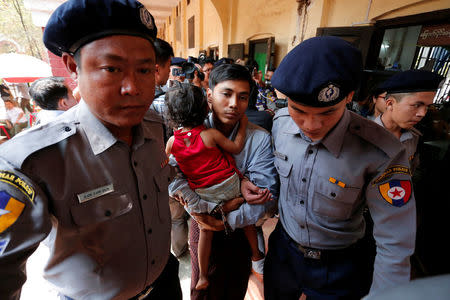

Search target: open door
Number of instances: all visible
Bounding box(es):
[249,37,275,78]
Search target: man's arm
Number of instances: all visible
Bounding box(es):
[0,163,52,300]
[366,151,416,294]
[226,129,279,229]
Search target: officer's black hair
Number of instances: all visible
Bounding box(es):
[154,38,174,66]
[208,63,253,92]
[29,77,69,110]
[165,82,208,129]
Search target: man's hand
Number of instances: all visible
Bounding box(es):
[172,191,187,207]
[192,213,225,231]
[222,197,245,213]
[241,178,273,205]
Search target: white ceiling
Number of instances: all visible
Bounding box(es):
[24,0,178,29]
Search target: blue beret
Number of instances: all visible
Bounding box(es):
[272,36,362,107]
[171,57,187,66]
[379,70,443,94]
[43,0,157,57]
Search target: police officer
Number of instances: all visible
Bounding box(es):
[0,0,181,299]
[264,36,416,299]
[374,69,443,171]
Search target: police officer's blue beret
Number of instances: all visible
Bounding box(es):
[379,70,443,94]
[43,0,157,57]
[272,36,363,107]
[171,57,187,66]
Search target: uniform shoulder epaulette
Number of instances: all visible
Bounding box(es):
[348,111,402,158]
[273,107,290,121]
[409,126,422,137]
[0,120,77,168]
[143,109,164,124]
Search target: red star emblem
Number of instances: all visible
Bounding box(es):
[389,188,402,198]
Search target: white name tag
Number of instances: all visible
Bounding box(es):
[77,184,114,203]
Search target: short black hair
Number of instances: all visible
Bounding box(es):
[154,38,174,65]
[29,77,68,110]
[199,57,215,67]
[209,63,253,91]
[165,82,208,129]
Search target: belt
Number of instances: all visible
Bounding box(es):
[279,223,355,260]
[130,284,154,300]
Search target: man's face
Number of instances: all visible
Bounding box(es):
[265,71,274,82]
[373,91,387,115]
[389,91,436,129]
[169,65,185,82]
[59,84,79,111]
[288,95,352,141]
[202,63,214,83]
[156,59,171,86]
[207,80,250,127]
[4,101,13,110]
[68,35,155,131]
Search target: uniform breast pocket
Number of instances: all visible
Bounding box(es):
[70,193,133,227]
[312,177,361,219]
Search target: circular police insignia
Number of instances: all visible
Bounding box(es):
[140,7,154,30]
[318,84,340,102]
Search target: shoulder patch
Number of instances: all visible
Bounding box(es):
[348,111,402,158]
[0,191,25,233]
[144,110,164,124]
[372,165,411,185]
[378,179,412,207]
[0,171,35,203]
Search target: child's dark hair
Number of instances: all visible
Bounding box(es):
[165,82,208,129]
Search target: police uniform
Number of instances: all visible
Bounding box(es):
[0,1,181,299]
[375,69,444,172]
[264,36,416,300]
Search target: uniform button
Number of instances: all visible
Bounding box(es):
[151,259,155,265]
[148,228,152,234]
[300,225,305,229]
[64,126,71,132]
[302,178,306,182]
[331,192,336,197]
[133,161,138,167]
[104,210,112,217]
[143,194,148,200]
[300,200,304,205]
[308,150,313,154]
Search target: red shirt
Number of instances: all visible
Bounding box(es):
[171,125,239,189]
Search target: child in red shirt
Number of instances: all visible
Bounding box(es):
[165,82,265,290]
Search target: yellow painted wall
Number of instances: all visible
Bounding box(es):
[162,0,449,66]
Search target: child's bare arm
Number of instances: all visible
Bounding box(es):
[204,115,248,154]
[165,136,175,157]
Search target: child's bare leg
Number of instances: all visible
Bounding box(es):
[243,225,264,261]
[196,228,213,290]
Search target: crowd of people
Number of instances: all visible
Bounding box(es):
[0,0,447,300]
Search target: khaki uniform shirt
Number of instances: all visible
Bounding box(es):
[0,101,171,300]
[272,108,416,294]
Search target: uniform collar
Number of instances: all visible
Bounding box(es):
[375,114,419,142]
[77,100,117,155]
[320,109,351,157]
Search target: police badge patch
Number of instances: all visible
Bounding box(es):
[318,84,340,102]
[0,191,25,233]
[140,6,154,30]
[378,179,412,207]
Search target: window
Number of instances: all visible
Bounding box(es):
[188,16,195,48]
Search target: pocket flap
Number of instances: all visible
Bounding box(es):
[70,193,133,227]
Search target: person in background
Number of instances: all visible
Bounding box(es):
[3,99,27,136]
[352,88,387,120]
[246,81,273,132]
[29,77,79,125]
[265,36,415,300]
[0,0,182,299]
[200,57,215,90]
[168,57,187,87]
[169,63,278,300]
[374,69,443,172]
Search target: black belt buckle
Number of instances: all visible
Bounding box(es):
[298,244,321,260]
